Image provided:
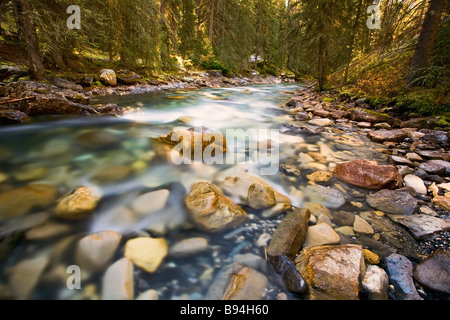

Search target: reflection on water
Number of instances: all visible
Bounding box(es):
[0,84,390,300]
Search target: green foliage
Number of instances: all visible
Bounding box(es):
[200,58,229,75]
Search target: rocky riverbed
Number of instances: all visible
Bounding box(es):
[0,80,449,301]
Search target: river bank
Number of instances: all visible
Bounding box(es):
[0,68,293,125]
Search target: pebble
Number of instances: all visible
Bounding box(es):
[233,253,267,272]
[303,223,341,247]
[136,289,159,300]
[391,156,413,166]
[169,237,209,258]
[419,206,437,216]
[362,265,389,300]
[304,185,346,209]
[101,258,134,300]
[406,153,423,162]
[131,189,170,217]
[363,249,380,264]
[257,233,272,247]
[418,161,446,176]
[25,222,70,240]
[76,231,122,271]
[306,171,333,182]
[413,250,450,294]
[8,256,49,300]
[308,118,334,126]
[403,174,427,195]
[124,237,168,273]
[353,215,375,235]
[334,226,355,236]
[55,186,101,220]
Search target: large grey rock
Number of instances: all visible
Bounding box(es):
[413,250,450,294]
[366,188,418,215]
[385,254,422,300]
[418,161,446,176]
[0,109,30,124]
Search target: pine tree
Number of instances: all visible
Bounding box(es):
[14,0,45,80]
[179,0,197,58]
[407,0,445,85]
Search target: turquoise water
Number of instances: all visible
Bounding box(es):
[0,84,390,300]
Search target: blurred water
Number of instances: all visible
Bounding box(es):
[0,84,389,300]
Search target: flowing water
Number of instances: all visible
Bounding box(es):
[0,84,393,300]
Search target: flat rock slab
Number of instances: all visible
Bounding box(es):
[389,214,450,239]
[413,250,450,294]
[368,129,410,143]
[416,150,450,162]
[418,161,447,176]
[366,188,418,215]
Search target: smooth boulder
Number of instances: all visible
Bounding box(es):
[55,187,101,219]
[124,237,168,273]
[205,263,268,300]
[185,182,247,233]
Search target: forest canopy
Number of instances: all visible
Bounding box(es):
[0,0,449,113]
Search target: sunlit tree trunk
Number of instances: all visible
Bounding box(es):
[407,0,444,85]
[209,0,214,43]
[343,0,364,86]
[15,0,45,80]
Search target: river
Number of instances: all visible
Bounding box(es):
[0,83,406,300]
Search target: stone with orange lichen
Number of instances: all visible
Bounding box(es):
[55,186,100,219]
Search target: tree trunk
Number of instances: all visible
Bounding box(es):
[343,0,364,85]
[407,0,444,85]
[15,0,45,81]
[318,35,325,91]
[209,0,215,44]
